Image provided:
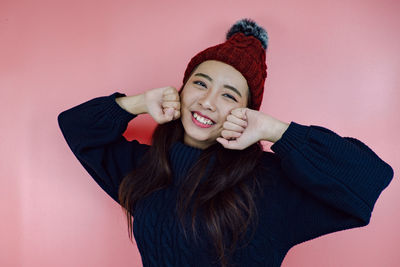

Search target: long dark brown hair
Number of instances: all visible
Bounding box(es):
[118,84,266,266]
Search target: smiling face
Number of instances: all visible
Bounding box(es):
[180,60,249,149]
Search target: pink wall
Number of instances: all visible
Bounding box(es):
[1,0,399,266]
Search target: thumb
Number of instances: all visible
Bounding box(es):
[163,108,174,122]
[216,137,235,149]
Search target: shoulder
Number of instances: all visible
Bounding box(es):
[250,150,284,191]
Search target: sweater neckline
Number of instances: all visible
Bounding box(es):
[169,141,203,181]
[172,140,204,153]
[169,141,219,184]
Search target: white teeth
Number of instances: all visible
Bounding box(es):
[193,112,213,125]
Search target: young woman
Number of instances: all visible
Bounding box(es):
[58,18,394,267]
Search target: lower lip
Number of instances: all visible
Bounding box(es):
[191,113,214,128]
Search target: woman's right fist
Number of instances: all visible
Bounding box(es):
[144,86,181,124]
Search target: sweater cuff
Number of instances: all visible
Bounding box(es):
[104,92,137,123]
[270,121,311,158]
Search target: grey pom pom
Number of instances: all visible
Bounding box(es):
[226,18,268,50]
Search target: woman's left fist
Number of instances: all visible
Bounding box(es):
[216,108,264,150]
[216,108,290,150]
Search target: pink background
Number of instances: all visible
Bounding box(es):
[1,0,399,266]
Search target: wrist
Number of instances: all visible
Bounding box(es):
[115,93,148,115]
[260,114,289,143]
[269,121,290,143]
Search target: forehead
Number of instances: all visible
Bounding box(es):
[192,60,249,91]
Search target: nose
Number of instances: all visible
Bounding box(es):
[198,89,216,112]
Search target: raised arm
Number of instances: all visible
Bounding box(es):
[57,92,150,203]
[259,121,394,250]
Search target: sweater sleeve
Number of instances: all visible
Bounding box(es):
[57,92,150,204]
[263,121,394,249]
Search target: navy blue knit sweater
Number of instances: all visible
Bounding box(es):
[57,92,394,267]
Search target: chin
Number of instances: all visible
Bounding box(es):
[186,128,213,142]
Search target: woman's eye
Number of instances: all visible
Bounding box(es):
[223,94,237,102]
[193,81,237,102]
[194,81,207,88]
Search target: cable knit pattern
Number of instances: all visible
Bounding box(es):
[57,92,394,266]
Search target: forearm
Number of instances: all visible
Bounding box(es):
[115,94,147,115]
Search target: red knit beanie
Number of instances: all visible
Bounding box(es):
[181,18,268,110]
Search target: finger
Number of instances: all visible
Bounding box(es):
[163,86,177,93]
[216,137,243,150]
[163,93,180,101]
[226,114,247,128]
[162,101,180,110]
[221,130,241,140]
[216,137,229,147]
[222,121,245,133]
[160,107,174,123]
[152,105,165,121]
[163,87,179,98]
[173,110,180,120]
[231,108,247,120]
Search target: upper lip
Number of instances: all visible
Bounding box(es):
[192,111,215,123]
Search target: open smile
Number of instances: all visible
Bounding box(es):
[191,112,216,128]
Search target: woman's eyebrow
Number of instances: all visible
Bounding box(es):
[194,72,242,98]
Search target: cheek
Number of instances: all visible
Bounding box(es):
[181,95,193,118]
[181,89,198,108]
[181,96,191,111]
[219,107,233,122]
